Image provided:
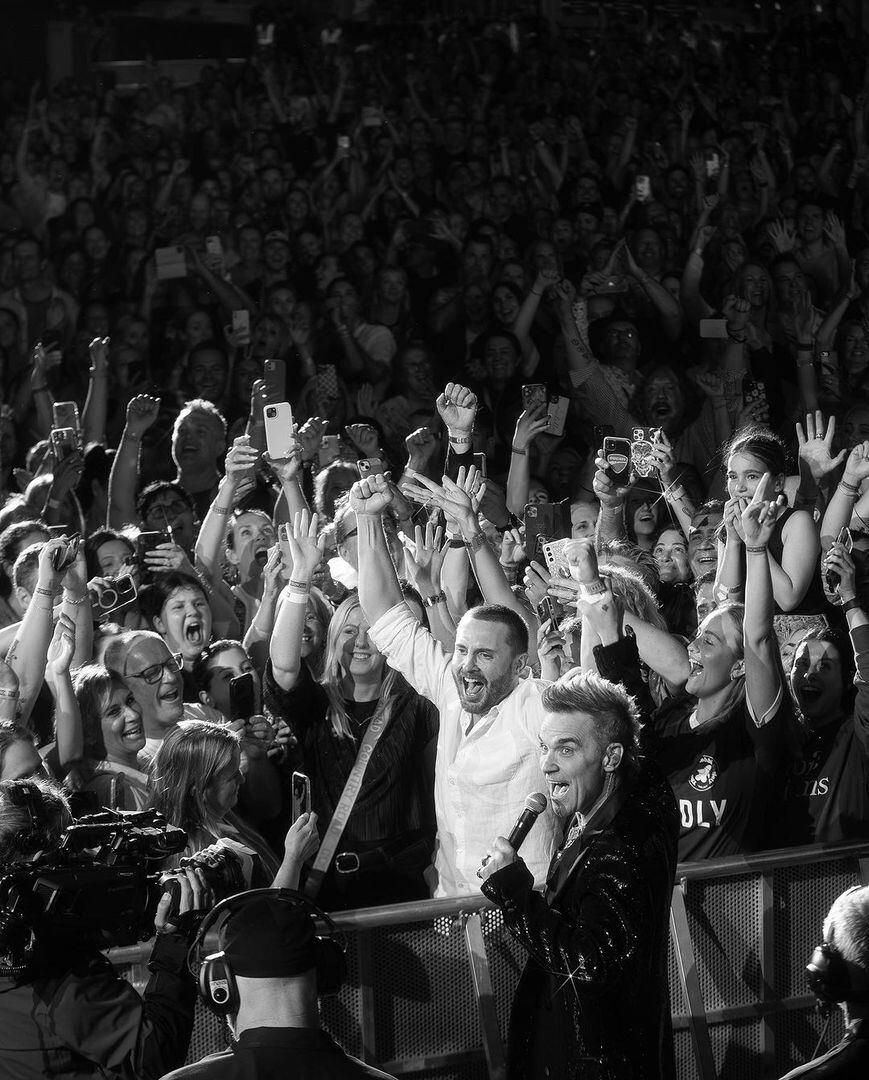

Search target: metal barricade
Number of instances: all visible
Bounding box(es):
[108,840,869,1080]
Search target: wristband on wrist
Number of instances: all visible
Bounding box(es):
[423,591,446,608]
[796,342,814,351]
[578,579,607,603]
[288,579,310,592]
[35,585,54,597]
[839,479,861,496]
[511,445,527,456]
[745,545,768,554]
[0,687,19,699]
[449,432,472,445]
[464,531,487,553]
[212,506,231,516]
[32,385,48,393]
[448,537,465,549]
[841,597,862,613]
[285,591,308,605]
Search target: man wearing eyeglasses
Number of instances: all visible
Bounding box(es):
[103,630,187,768]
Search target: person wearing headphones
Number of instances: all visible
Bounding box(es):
[782,884,869,1078]
[0,776,211,1080]
[165,889,395,1079]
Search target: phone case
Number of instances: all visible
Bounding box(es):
[547,395,569,437]
[357,458,385,478]
[631,427,659,479]
[603,437,632,484]
[318,436,342,467]
[154,246,187,280]
[524,499,571,559]
[542,539,572,580]
[229,672,259,722]
[52,401,80,432]
[522,384,547,412]
[264,402,295,460]
[231,309,251,345]
[263,358,286,403]
[291,771,312,822]
[50,427,78,461]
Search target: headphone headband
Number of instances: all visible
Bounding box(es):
[190,888,345,1016]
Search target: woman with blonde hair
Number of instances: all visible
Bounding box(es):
[267,510,438,909]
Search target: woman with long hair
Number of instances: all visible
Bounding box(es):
[147,719,281,886]
[715,427,823,631]
[267,510,438,909]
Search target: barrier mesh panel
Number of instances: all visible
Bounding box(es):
[110,846,869,1079]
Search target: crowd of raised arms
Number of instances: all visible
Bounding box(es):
[1,4,869,905]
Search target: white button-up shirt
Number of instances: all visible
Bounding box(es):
[369,602,558,897]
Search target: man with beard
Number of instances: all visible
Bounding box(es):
[352,474,558,896]
[478,668,678,1080]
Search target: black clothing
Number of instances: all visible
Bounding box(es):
[482,765,679,1080]
[774,623,869,846]
[779,1024,869,1079]
[264,662,438,909]
[594,633,789,861]
[650,691,789,861]
[0,930,195,1080]
[161,1027,397,1079]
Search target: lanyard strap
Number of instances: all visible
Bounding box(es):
[304,709,392,898]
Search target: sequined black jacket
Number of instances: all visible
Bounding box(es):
[482,766,679,1080]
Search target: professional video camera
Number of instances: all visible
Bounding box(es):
[0,808,251,975]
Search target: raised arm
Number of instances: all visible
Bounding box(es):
[507,405,550,517]
[268,510,324,692]
[6,539,66,727]
[45,613,83,769]
[400,521,456,652]
[821,440,869,549]
[352,474,405,627]
[741,476,785,724]
[107,395,161,528]
[195,436,259,577]
[81,337,110,446]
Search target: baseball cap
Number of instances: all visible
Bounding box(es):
[221,895,318,977]
[264,230,291,247]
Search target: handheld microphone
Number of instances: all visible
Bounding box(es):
[506,792,548,851]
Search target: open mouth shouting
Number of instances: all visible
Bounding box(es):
[184,618,204,650]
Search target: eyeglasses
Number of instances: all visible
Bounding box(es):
[127,653,182,685]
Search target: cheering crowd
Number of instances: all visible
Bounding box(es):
[1,3,869,917]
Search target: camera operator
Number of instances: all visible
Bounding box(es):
[780,884,869,1079]
[0,777,212,1079]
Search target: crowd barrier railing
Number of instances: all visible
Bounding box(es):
[108,839,869,1080]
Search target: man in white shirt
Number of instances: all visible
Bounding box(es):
[351,474,557,897]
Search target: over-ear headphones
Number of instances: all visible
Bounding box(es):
[807,940,869,1006]
[187,888,346,1016]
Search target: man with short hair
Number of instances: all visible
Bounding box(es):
[353,475,558,897]
[171,399,228,519]
[479,669,679,1080]
[160,892,396,1079]
[780,885,869,1078]
[104,630,186,766]
[0,234,78,353]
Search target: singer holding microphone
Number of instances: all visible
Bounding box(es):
[478,661,679,1080]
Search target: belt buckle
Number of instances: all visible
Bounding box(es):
[335,851,360,874]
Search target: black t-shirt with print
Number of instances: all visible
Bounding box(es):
[649,690,789,862]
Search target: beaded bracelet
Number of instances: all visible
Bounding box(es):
[64,594,86,605]
[839,480,860,497]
